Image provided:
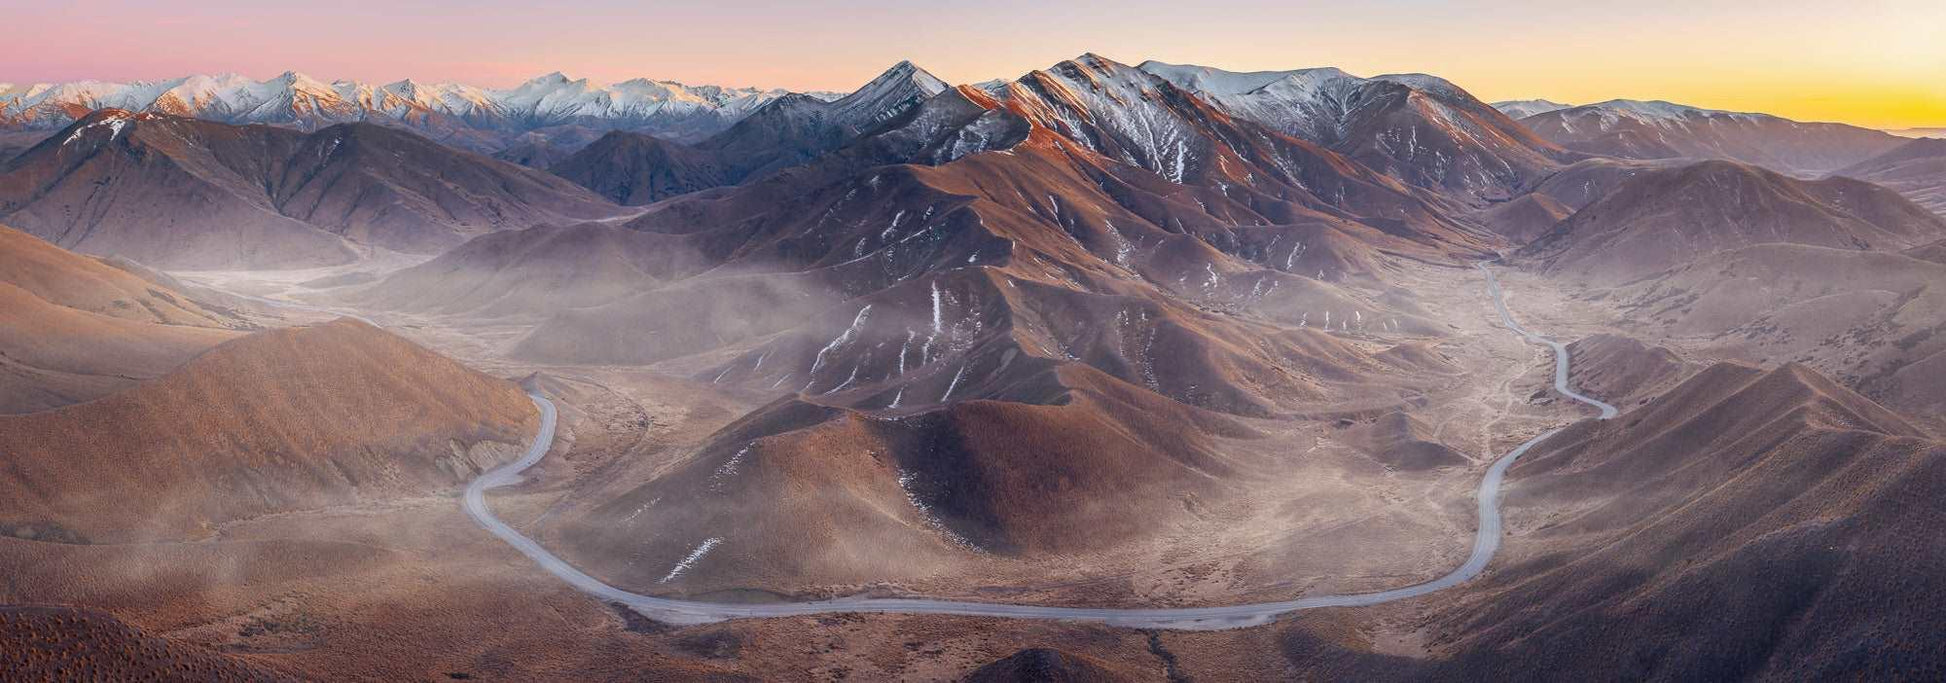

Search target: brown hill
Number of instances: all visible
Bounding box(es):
[0,224,236,327]
[1406,362,1946,680]
[0,110,623,268]
[0,605,298,681]
[346,221,704,316]
[1339,411,1470,471]
[1908,238,1946,264]
[1518,157,1677,213]
[0,319,537,542]
[0,225,244,412]
[1607,243,1946,424]
[1519,160,1946,284]
[1833,136,1946,215]
[1556,334,1694,406]
[1478,193,1569,244]
[547,363,1263,593]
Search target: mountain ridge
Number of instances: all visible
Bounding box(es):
[0,70,839,142]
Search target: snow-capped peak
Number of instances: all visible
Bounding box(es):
[1369,72,1469,101]
[0,70,819,137]
[820,61,951,131]
[1139,60,1482,106]
[858,61,949,98]
[1137,61,1436,142]
[1135,60,1345,96]
[1539,99,1772,129]
[1587,99,1748,120]
[1491,99,1573,119]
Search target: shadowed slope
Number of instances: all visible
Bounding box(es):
[1519,100,1904,174]
[1834,137,1946,215]
[963,647,1139,682]
[1416,362,1946,679]
[549,363,1261,594]
[1520,160,1946,284]
[0,110,624,268]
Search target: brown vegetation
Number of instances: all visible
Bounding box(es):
[0,606,296,681]
[0,319,536,541]
[0,224,244,412]
[1521,160,1946,285]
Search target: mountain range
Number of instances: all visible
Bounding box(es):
[4,50,1946,680]
[1141,61,1566,202]
[0,109,626,268]
[1498,98,1907,174]
[0,71,839,147]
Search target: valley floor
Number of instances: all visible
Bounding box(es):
[0,258,1639,679]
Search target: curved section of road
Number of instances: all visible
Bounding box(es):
[1478,264,1619,420]
[462,264,1617,630]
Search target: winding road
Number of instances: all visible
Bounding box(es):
[460,264,1617,630]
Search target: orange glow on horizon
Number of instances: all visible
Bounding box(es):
[3,0,1942,130]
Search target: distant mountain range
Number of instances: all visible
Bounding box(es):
[1834,137,1946,214]
[0,109,626,268]
[1492,98,1907,173]
[0,71,842,153]
[7,67,1928,183]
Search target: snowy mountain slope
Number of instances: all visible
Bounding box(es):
[700,61,949,164]
[0,71,833,144]
[1138,60,1563,202]
[894,54,1493,255]
[1491,99,1572,119]
[1518,99,1905,173]
[554,61,955,204]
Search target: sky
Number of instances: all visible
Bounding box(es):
[3,0,1942,129]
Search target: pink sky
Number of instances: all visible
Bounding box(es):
[5,0,1942,128]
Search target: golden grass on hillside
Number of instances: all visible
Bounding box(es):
[0,319,537,542]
